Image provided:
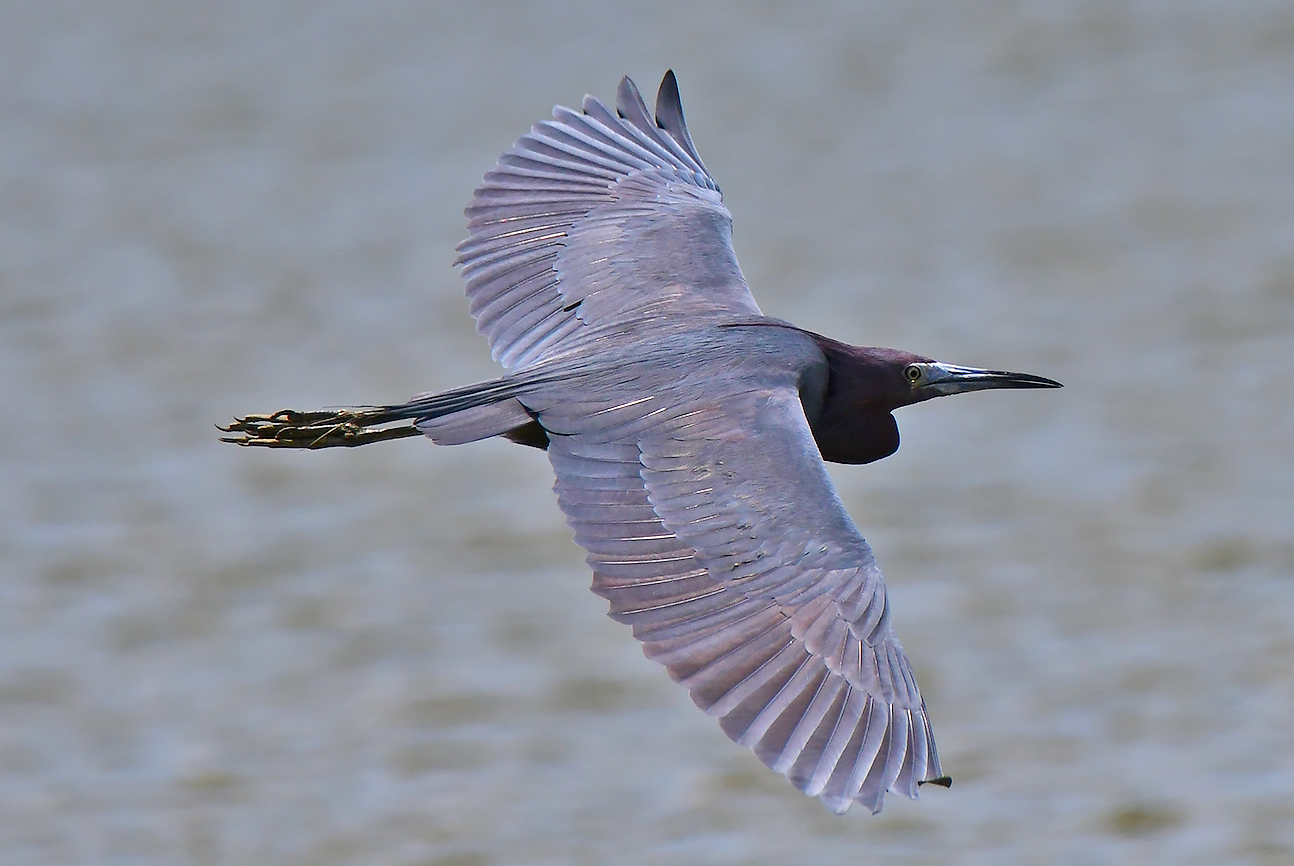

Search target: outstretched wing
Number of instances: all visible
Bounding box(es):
[456,71,762,371]
[539,376,944,814]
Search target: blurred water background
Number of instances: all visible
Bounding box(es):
[4,2,1294,864]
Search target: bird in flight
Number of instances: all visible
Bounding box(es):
[222,71,1060,814]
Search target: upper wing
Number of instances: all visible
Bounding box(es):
[539,376,944,814]
[456,71,762,371]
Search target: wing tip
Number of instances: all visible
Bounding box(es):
[653,70,708,176]
[616,74,648,122]
[653,70,681,133]
[657,69,681,113]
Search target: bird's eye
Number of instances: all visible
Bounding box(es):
[904,364,923,383]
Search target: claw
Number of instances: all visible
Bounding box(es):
[218,408,422,449]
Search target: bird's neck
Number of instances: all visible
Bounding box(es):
[809,405,900,465]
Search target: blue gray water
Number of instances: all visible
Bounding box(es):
[4,2,1294,864]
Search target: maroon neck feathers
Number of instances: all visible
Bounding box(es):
[804,334,933,465]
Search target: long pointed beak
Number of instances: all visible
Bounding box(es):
[919,362,1063,396]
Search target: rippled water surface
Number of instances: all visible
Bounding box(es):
[4,2,1294,864]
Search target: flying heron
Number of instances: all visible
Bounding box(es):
[222,71,1061,814]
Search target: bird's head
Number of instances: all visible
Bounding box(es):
[896,358,1062,405]
[806,339,1061,464]
[825,345,1061,411]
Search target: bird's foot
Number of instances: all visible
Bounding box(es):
[918,776,953,788]
[218,408,422,449]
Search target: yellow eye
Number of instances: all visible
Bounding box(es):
[904,364,923,383]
